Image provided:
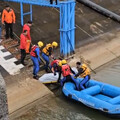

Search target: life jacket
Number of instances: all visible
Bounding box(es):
[80,64,90,78]
[51,60,60,67]
[62,64,71,77]
[30,45,38,57]
[42,44,53,56]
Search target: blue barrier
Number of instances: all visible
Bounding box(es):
[3,0,75,56]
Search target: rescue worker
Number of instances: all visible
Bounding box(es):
[50,59,61,76]
[75,62,91,90]
[2,5,16,39]
[58,60,79,90]
[20,30,28,65]
[23,21,32,53]
[42,41,58,72]
[30,41,44,80]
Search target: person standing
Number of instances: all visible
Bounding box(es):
[30,41,44,80]
[20,30,28,65]
[2,5,16,39]
[23,21,32,53]
[42,41,58,72]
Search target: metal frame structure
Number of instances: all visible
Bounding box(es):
[60,1,75,56]
[20,3,33,26]
[3,0,75,56]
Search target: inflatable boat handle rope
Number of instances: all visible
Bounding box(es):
[63,85,120,113]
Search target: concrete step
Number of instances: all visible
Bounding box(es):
[0,45,24,75]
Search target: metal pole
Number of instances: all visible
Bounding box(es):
[77,0,120,22]
[59,5,63,55]
[30,4,32,21]
[64,4,67,55]
[20,2,24,26]
[59,1,75,57]
[67,3,70,55]
[70,2,75,54]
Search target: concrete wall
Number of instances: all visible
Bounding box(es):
[0,73,9,120]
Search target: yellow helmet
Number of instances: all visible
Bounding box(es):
[61,59,67,64]
[52,41,58,47]
[38,41,44,47]
[58,61,62,67]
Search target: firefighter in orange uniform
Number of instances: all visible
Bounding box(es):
[23,21,32,53]
[20,30,28,65]
[2,5,16,39]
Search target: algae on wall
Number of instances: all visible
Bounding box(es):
[0,73,9,120]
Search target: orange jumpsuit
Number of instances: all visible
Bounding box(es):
[23,24,31,53]
[2,9,16,24]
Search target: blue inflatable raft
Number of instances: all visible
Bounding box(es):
[62,78,120,117]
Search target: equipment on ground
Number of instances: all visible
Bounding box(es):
[77,0,120,23]
[39,73,59,83]
[39,67,78,84]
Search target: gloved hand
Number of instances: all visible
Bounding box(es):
[54,72,56,76]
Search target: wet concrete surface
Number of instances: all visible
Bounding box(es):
[92,57,120,87]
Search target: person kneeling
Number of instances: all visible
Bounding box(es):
[58,60,79,90]
[75,62,91,90]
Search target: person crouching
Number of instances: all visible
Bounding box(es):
[30,41,44,80]
[75,62,91,90]
[50,59,61,76]
[58,60,79,90]
[42,41,58,72]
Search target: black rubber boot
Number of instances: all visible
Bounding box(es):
[33,75,39,80]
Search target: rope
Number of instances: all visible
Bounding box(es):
[79,55,96,74]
